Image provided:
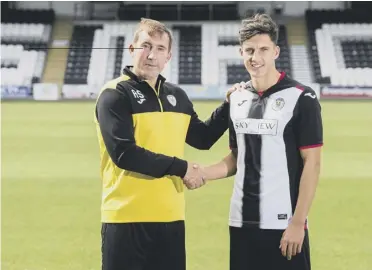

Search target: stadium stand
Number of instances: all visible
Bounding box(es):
[84,23,134,88]
[76,19,291,87]
[113,36,125,78]
[305,9,372,86]
[64,25,103,85]
[286,17,313,84]
[206,23,291,85]
[174,26,202,84]
[2,2,371,100]
[341,40,372,69]
[63,19,292,93]
[290,45,313,83]
[276,25,292,76]
[117,3,239,21]
[117,4,147,21]
[1,8,54,88]
[1,7,55,24]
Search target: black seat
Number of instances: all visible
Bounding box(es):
[174,26,202,84]
[227,64,250,84]
[341,40,372,68]
[64,25,103,84]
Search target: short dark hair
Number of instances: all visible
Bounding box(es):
[133,18,173,51]
[239,14,279,45]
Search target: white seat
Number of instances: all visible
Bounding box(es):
[34,51,46,79]
[37,24,44,42]
[0,21,52,87]
[43,25,51,42]
[1,22,50,43]
[88,28,110,86]
[331,68,372,87]
[319,23,372,86]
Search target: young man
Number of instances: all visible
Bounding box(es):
[94,18,231,270]
[200,14,323,270]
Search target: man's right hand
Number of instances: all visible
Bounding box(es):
[183,162,206,190]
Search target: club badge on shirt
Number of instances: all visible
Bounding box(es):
[167,95,177,107]
[272,97,285,111]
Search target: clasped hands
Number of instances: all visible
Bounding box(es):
[182,162,207,190]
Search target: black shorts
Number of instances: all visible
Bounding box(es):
[101,221,185,270]
[230,227,311,270]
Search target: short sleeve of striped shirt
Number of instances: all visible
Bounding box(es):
[296,88,323,149]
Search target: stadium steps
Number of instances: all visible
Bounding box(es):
[286,18,308,46]
[42,19,73,88]
[286,18,313,83]
[290,45,313,84]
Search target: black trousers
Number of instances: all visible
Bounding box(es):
[102,221,186,270]
[230,227,311,270]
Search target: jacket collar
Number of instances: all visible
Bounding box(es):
[123,66,166,86]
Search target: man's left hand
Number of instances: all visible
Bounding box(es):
[226,81,249,102]
[279,221,305,260]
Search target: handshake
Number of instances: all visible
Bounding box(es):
[182,162,207,190]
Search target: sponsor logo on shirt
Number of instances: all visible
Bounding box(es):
[234,118,278,135]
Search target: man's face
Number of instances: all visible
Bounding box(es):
[130,30,171,81]
[239,34,279,79]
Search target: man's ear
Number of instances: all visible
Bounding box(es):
[166,51,172,63]
[129,44,135,55]
[239,47,243,56]
[274,45,280,60]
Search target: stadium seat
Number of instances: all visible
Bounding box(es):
[331,68,372,86]
[226,62,250,85]
[201,23,291,85]
[64,20,291,88]
[312,22,372,86]
[119,23,136,73]
[87,23,138,85]
[1,23,51,44]
[277,25,292,77]
[117,4,147,21]
[341,40,372,69]
[174,26,202,84]
[201,24,219,85]
[1,49,39,86]
[1,6,54,87]
[1,18,52,87]
[305,9,372,85]
[113,36,125,78]
[64,25,103,85]
[168,29,179,84]
[1,8,55,24]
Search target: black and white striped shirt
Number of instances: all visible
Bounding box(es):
[229,73,323,230]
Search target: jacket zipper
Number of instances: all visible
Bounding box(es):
[156,84,163,112]
[148,82,163,112]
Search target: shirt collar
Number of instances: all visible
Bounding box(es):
[247,72,288,97]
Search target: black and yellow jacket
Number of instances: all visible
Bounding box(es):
[94,66,229,223]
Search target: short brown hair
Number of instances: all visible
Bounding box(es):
[133,18,173,51]
[239,14,279,45]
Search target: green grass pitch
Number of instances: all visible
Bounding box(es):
[2,101,372,270]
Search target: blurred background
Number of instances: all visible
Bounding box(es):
[1,1,372,270]
[1,1,372,99]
